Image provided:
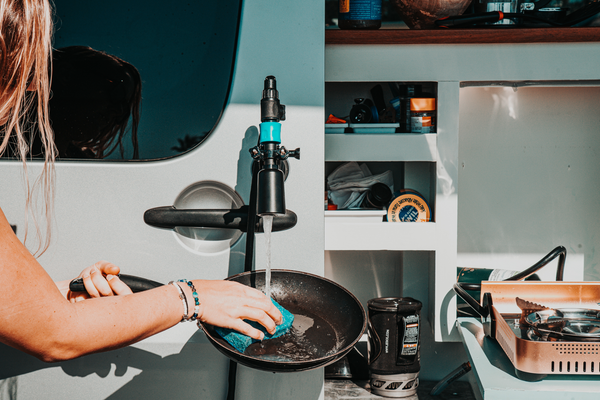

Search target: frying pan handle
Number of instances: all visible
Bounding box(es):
[69,274,164,293]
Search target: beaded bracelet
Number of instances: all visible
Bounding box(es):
[168,281,188,322]
[178,279,200,321]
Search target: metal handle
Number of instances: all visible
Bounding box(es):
[505,245,566,282]
[453,282,489,318]
[143,205,297,232]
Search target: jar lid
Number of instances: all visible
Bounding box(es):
[410,98,436,112]
[368,297,422,312]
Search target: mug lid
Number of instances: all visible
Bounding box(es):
[410,98,435,111]
[368,297,422,311]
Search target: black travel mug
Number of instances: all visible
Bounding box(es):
[367,297,422,398]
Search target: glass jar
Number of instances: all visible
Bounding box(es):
[410,98,436,133]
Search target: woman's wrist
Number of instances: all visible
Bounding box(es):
[172,280,203,323]
[168,281,188,322]
[177,279,200,321]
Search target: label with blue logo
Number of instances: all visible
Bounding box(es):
[339,0,382,21]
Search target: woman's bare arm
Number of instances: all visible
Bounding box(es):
[0,208,281,362]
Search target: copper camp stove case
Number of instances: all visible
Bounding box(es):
[475,281,600,380]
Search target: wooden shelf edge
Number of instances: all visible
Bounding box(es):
[325,27,600,45]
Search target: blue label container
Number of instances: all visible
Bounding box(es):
[338,0,382,29]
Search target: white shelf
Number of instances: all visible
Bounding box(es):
[324,80,459,342]
[324,217,437,251]
[325,133,437,162]
[324,209,386,222]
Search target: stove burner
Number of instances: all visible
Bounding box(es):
[563,320,600,336]
[524,308,600,342]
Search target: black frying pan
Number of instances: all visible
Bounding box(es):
[69,269,366,373]
[199,269,366,372]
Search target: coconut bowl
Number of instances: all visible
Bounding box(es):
[390,0,473,29]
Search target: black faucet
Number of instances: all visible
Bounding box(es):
[251,76,300,216]
[143,76,299,234]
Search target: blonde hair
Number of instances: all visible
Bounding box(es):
[0,0,55,255]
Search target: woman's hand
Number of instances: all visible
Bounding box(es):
[192,280,283,340]
[57,261,133,302]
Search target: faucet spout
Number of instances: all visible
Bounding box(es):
[257,164,285,216]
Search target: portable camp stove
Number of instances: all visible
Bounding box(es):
[459,281,600,380]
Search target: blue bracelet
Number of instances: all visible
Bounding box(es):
[178,279,200,321]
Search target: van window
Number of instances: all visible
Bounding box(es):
[6,1,241,161]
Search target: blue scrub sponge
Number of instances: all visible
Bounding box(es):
[215,299,294,353]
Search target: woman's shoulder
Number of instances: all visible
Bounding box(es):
[0,207,17,234]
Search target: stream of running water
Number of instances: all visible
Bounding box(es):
[263,215,273,299]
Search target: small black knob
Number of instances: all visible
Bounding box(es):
[289,148,300,160]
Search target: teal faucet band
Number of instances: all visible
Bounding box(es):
[259,122,281,144]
